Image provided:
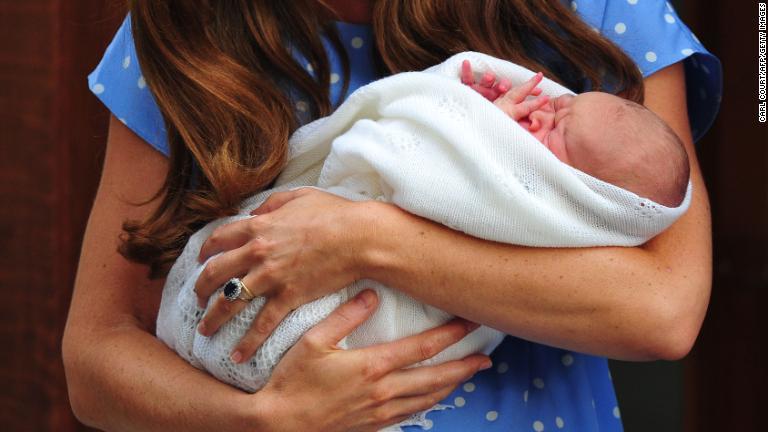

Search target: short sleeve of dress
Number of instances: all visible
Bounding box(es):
[573,0,722,142]
[88,16,169,156]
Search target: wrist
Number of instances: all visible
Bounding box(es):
[349,199,404,282]
[231,390,277,432]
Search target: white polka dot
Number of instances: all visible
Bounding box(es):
[524,390,529,403]
[614,22,626,34]
[454,396,466,407]
[496,362,509,374]
[592,27,600,33]
[119,117,127,125]
[645,51,658,62]
[92,83,105,95]
[533,420,545,431]
[138,76,147,89]
[486,411,499,421]
[570,1,577,11]
[122,56,131,69]
[681,48,694,56]
[423,419,434,430]
[330,73,340,84]
[627,0,638,4]
[295,100,308,112]
[351,36,364,49]
[613,406,621,419]
[664,14,676,24]
[701,64,711,74]
[463,382,476,392]
[561,354,574,366]
[556,417,565,428]
[306,63,313,73]
[533,378,545,389]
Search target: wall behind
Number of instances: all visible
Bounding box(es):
[0,1,123,430]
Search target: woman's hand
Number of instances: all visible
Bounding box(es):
[194,187,371,363]
[254,289,491,432]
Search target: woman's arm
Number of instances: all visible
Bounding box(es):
[62,116,488,431]
[62,116,267,431]
[195,62,710,363]
[362,62,711,361]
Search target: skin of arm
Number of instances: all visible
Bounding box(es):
[62,116,488,432]
[196,61,710,363]
[360,61,711,361]
[62,116,268,432]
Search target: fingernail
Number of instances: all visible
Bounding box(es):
[355,290,374,308]
[197,322,208,336]
[479,360,493,370]
[230,351,243,364]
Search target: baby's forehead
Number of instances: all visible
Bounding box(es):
[573,92,633,113]
[571,92,651,131]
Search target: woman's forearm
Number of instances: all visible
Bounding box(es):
[63,322,266,432]
[357,63,711,361]
[63,116,270,432]
[359,200,706,361]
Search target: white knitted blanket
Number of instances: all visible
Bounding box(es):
[157,52,691,413]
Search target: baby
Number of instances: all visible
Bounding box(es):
[156,53,692,405]
[462,60,690,208]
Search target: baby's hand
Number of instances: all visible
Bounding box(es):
[492,72,550,121]
[461,60,517,102]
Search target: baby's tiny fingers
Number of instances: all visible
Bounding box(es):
[494,78,512,94]
[470,84,499,101]
[480,71,496,88]
[510,95,550,120]
[460,60,475,85]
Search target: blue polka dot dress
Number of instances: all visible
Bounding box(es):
[88,2,721,430]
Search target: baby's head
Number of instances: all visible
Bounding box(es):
[525,92,690,207]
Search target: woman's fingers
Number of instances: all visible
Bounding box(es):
[250,188,313,216]
[378,354,490,398]
[197,292,249,337]
[194,244,262,307]
[363,318,481,373]
[373,385,458,428]
[198,218,257,262]
[231,293,295,362]
[302,290,380,348]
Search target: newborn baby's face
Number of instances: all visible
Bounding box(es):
[519,91,630,174]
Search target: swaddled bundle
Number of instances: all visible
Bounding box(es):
[157,52,691,396]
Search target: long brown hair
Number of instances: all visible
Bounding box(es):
[123,0,644,278]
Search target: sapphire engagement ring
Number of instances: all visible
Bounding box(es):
[222,278,255,302]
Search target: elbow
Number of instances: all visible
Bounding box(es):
[646,322,699,361]
[62,325,101,428]
[637,295,706,361]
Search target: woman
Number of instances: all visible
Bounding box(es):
[63,0,721,431]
